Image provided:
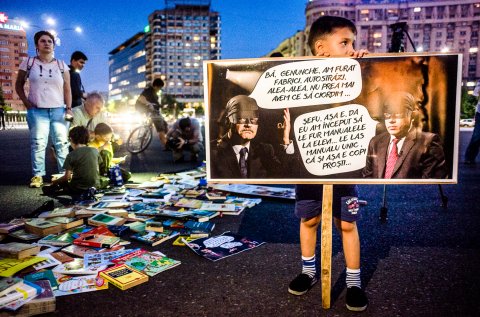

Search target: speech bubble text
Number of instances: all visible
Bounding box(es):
[294,104,377,176]
[250,59,362,109]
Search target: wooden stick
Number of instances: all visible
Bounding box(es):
[321,184,333,309]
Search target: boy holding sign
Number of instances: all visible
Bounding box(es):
[288,16,368,312]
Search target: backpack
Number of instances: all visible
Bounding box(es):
[25,57,65,81]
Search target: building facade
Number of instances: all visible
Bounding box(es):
[0,13,28,109]
[146,0,221,104]
[108,32,147,104]
[271,0,479,88]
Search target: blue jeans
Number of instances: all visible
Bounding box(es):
[26,107,69,177]
[465,111,480,162]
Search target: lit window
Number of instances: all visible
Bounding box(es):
[414,7,421,13]
[469,47,478,53]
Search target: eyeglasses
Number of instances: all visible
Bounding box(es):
[384,112,408,120]
[237,118,259,125]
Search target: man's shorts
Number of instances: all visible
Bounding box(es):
[294,184,360,222]
[151,113,168,133]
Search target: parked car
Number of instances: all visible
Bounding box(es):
[460,118,475,127]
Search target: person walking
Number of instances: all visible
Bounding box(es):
[15,30,72,188]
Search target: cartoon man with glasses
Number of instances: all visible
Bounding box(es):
[210,95,293,179]
[362,91,448,179]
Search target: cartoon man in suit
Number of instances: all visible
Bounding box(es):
[362,91,448,179]
[210,95,292,179]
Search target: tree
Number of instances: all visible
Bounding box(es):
[161,94,184,118]
[461,86,477,119]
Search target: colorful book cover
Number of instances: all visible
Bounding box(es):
[172,235,199,246]
[13,280,56,315]
[88,213,125,226]
[32,254,62,271]
[0,257,47,277]
[130,229,179,247]
[184,232,265,262]
[53,272,108,297]
[99,264,148,290]
[184,220,215,234]
[199,202,236,212]
[73,234,120,248]
[0,277,23,297]
[52,258,106,275]
[24,269,59,290]
[0,280,42,310]
[174,198,204,209]
[111,249,180,277]
[83,249,134,268]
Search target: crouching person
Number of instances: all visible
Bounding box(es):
[89,122,131,182]
[166,117,203,163]
[42,126,106,201]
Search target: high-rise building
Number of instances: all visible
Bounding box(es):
[270,0,479,88]
[108,32,147,104]
[0,13,28,110]
[146,0,221,105]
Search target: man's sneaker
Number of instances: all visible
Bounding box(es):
[346,287,368,312]
[29,176,43,188]
[288,273,318,296]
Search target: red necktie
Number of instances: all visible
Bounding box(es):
[384,138,399,179]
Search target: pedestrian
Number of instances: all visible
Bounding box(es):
[0,106,5,130]
[69,51,88,108]
[166,116,203,163]
[287,16,369,312]
[135,78,168,147]
[465,80,480,165]
[42,126,103,201]
[15,30,72,188]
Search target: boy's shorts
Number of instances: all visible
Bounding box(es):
[294,184,360,222]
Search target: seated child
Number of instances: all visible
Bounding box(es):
[89,122,131,182]
[42,126,105,201]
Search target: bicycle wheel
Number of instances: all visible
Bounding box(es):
[126,125,153,154]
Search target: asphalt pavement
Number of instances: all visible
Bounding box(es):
[0,124,479,317]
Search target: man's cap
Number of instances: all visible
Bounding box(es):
[225,95,259,123]
[383,91,417,113]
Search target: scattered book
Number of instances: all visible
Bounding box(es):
[199,202,236,212]
[0,243,40,260]
[0,219,25,234]
[99,264,148,291]
[0,280,42,310]
[174,198,203,209]
[73,234,120,249]
[188,209,219,222]
[23,270,59,290]
[124,221,146,233]
[106,209,129,218]
[50,251,74,264]
[53,272,108,297]
[83,249,133,268]
[11,280,56,316]
[0,257,47,277]
[183,220,215,238]
[112,249,181,277]
[37,232,76,247]
[205,190,228,200]
[38,207,75,218]
[0,277,23,297]
[145,220,163,233]
[24,219,63,237]
[130,229,180,247]
[88,213,125,227]
[184,231,265,262]
[32,254,62,271]
[91,201,131,209]
[52,258,107,275]
[172,235,198,247]
[61,245,99,258]
[48,217,84,230]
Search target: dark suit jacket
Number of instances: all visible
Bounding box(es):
[210,139,289,179]
[362,129,448,179]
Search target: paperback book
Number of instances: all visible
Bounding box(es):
[130,229,180,247]
[52,258,107,275]
[11,280,56,315]
[112,249,181,277]
[53,272,108,297]
[23,270,59,290]
[87,213,125,227]
[183,231,265,262]
[99,264,148,291]
[0,277,23,297]
[0,257,47,277]
[0,280,42,310]
[24,219,63,237]
[0,243,40,260]
[0,219,25,234]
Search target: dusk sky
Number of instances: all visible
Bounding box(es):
[3,0,306,92]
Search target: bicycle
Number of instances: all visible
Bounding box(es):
[126,111,156,154]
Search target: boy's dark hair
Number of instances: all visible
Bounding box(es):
[307,16,357,54]
[34,31,55,47]
[69,126,90,145]
[71,51,88,62]
[179,117,191,130]
[94,122,113,136]
[152,78,165,88]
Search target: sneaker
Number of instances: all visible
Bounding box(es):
[346,287,368,312]
[29,176,43,188]
[288,273,318,296]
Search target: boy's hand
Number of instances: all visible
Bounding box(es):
[349,49,369,58]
